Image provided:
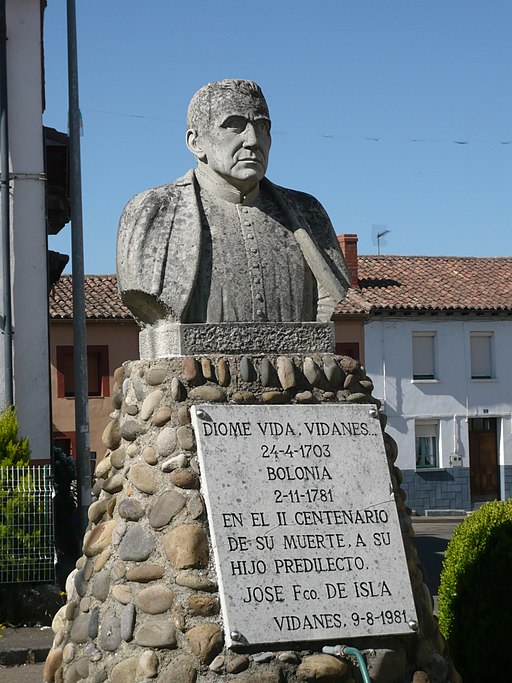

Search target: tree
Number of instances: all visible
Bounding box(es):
[0,405,30,466]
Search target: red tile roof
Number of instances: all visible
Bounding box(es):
[49,275,132,320]
[51,255,512,321]
[336,255,512,315]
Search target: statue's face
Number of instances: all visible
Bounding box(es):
[190,97,271,192]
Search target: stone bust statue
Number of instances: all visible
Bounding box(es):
[117,79,350,327]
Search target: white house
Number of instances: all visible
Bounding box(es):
[1,1,68,459]
[335,250,512,515]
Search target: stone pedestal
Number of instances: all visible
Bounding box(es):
[45,353,459,683]
[139,322,335,358]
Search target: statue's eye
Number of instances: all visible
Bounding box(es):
[254,120,270,134]
[223,117,247,133]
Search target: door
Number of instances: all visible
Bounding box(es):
[469,418,499,503]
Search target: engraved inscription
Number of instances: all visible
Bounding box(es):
[192,404,417,647]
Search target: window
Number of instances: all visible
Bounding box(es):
[470,332,493,379]
[415,421,439,469]
[52,432,97,478]
[335,342,360,361]
[56,345,110,398]
[412,332,436,380]
[53,431,76,457]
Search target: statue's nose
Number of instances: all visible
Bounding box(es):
[242,122,258,147]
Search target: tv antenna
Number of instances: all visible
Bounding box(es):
[372,225,391,255]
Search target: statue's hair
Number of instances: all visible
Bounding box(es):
[186,79,270,131]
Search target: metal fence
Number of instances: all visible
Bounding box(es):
[0,465,55,583]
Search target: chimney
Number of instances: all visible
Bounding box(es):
[338,233,359,288]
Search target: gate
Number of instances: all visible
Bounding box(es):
[0,465,54,583]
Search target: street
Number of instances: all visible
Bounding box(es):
[1,663,45,683]
[412,517,463,611]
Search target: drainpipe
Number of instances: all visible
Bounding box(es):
[0,0,14,406]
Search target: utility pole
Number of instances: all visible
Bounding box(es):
[67,0,91,540]
[0,0,13,406]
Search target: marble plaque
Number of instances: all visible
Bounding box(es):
[192,404,418,648]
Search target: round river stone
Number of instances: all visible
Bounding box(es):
[153,405,172,427]
[140,389,163,420]
[102,419,121,450]
[163,524,209,569]
[83,520,117,557]
[156,427,177,457]
[149,489,186,528]
[296,654,348,682]
[125,564,165,582]
[119,526,155,561]
[128,463,157,494]
[118,497,144,521]
[185,623,223,664]
[134,584,174,614]
[134,620,177,648]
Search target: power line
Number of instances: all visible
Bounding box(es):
[82,107,512,145]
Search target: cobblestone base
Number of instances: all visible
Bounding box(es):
[45,353,460,683]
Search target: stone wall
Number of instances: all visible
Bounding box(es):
[401,469,471,516]
[501,465,512,502]
[45,353,460,683]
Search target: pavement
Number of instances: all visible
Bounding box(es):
[0,662,45,683]
[0,516,465,681]
[0,626,54,666]
[0,626,53,682]
[411,515,465,613]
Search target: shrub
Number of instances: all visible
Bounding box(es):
[438,500,512,683]
[0,405,30,466]
[53,447,80,588]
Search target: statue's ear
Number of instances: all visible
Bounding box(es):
[186,129,206,161]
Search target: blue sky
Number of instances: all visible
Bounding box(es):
[43,1,512,274]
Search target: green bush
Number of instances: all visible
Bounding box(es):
[0,405,30,466]
[53,446,80,588]
[438,500,512,683]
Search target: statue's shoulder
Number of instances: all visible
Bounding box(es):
[120,170,194,222]
[263,178,328,217]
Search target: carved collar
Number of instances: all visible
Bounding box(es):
[194,168,260,205]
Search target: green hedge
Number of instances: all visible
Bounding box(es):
[438,500,512,683]
[0,405,30,466]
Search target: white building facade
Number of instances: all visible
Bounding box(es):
[1,1,68,460]
[334,251,512,515]
[364,314,512,514]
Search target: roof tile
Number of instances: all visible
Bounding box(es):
[52,255,512,321]
[336,255,512,315]
[49,275,132,320]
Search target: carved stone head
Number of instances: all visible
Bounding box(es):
[186,79,272,194]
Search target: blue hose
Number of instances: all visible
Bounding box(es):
[322,645,371,683]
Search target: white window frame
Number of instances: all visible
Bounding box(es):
[415,420,440,469]
[412,332,436,381]
[470,332,494,380]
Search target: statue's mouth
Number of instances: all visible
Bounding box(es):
[238,157,262,164]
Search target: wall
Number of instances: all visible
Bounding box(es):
[50,320,139,463]
[3,0,51,459]
[364,315,512,512]
[334,318,365,363]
